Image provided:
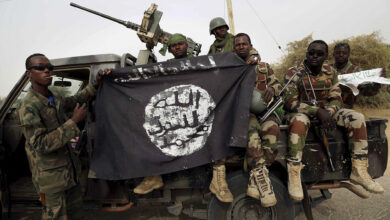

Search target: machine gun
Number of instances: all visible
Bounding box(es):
[70,2,202,64]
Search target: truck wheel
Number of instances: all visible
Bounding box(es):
[207,170,294,220]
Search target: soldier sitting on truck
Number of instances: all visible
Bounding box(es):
[283,40,385,201]
[133,33,192,195]
[332,42,384,109]
[18,53,108,220]
[233,33,283,207]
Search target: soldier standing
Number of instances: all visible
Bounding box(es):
[19,53,107,219]
[208,17,260,62]
[332,42,382,108]
[133,33,192,195]
[233,33,282,207]
[283,40,384,201]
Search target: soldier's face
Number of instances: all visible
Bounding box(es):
[333,46,350,65]
[306,43,327,68]
[234,36,252,59]
[26,56,53,87]
[170,42,188,59]
[214,26,228,38]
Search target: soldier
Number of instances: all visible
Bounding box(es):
[19,53,107,219]
[332,42,383,108]
[133,33,191,195]
[207,17,261,204]
[233,33,282,207]
[167,33,193,59]
[208,17,260,63]
[284,40,384,201]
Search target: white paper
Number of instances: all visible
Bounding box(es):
[337,68,390,95]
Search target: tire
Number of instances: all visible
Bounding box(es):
[207,170,294,220]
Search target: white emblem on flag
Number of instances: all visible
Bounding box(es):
[143,85,216,157]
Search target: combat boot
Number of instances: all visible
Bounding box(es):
[134,175,164,194]
[287,161,304,201]
[247,174,260,200]
[247,163,277,207]
[209,165,234,203]
[350,158,384,194]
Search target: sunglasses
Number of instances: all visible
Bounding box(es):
[28,63,54,71]
[307,50,325,57]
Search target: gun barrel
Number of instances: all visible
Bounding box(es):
[70,2,140,31]
[260,97,283,123]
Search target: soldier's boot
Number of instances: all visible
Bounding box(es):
[350,158,384,194]
[247,163,277,207]
[287,161,304,201]
[246,174,260,200]
[209,165,234,203]
[134,175,164,195]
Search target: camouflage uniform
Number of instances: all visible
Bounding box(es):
[19,84,96,219]
[247,62,282,167]
[284,62,368,161]
[333,60,380,108]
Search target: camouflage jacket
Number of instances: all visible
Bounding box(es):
[255,62,282,94]
[18,84,95,193]
[284,62,342,117]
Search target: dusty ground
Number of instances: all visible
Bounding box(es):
[11,108,390,220]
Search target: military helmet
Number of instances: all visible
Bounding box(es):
[250,88,267,114]
[209,17,229,35]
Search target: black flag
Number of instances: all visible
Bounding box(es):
[90,52,256,180]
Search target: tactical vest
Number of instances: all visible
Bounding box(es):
[298,65,336,108]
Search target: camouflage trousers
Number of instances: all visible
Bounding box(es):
[287,108,368,161]
[41,184,84,220]
[247,113,280,167]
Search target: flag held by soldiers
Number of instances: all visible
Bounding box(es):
[90,52,255,180]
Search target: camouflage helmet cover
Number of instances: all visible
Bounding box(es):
[209,17,229,35]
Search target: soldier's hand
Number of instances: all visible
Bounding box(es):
[262,87,275,103]
[246,55,260,65]
[96,68,112,86]
[71,103,87,124]
[317,108,336,132]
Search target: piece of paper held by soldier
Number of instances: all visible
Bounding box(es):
[338,68,390,95]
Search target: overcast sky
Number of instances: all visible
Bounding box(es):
[0,0,389,97]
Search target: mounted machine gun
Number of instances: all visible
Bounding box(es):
[70,2,202,65]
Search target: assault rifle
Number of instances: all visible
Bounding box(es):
[70,3,202,57]
[302,62,336,172]
[259,70,302,123]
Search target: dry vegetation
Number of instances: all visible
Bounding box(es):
[272,32,390,108]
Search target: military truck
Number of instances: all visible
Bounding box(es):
[0,3,388,220]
